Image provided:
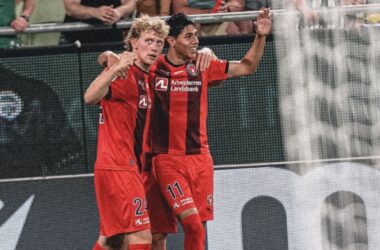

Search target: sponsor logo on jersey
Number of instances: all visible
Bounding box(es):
[139,95,149,109]
[155,77,169,91]
[173,70,186,76]
[142,217,150,225]
[170,80,201,92]
[186,63,198,76]
[135,217,150,226]
[180,198,194,206]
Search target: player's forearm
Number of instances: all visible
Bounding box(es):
[229,34,266,77]
[116,0,137,18]
[20,0,35,17]
[64,0,97,20]
[84,68,117,105]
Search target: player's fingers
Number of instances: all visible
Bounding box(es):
[202,56,211,72]
[122,51,136,59]
[195,53,202,71]
[199,55,206,71]
[116,71,123,78]
[261,8,268,18]
[123,69,130,78]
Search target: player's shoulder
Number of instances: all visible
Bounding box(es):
[211,58,227,65]
[150,55,172,76]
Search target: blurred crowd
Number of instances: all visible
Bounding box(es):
[0,0,380,48]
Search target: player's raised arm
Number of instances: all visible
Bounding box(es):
[227,8,272,77]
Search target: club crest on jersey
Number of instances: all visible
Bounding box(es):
[155,77,169,91]
[186,63,198,76]
[139,95,149,108]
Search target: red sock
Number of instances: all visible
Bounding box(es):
[181,213,205,250]
[128,243,151,250]
[92,241,104,250]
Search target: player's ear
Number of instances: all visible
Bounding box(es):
[130,38,138,50]
[166,36,175,47]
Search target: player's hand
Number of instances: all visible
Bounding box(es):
[113,51,135,78]
[10,16,29,32]
[196,47,217,72]
[254,8,272,36]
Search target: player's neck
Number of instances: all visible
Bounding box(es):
[134,60,150,73]
[167,49,187,66]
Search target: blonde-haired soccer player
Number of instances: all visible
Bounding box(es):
[85,15,169,250]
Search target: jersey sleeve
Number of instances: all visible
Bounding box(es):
[206,59,229,85]
[107,77,128,100]
[106,66,134,100]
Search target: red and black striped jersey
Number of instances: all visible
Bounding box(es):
[95,65,151,171]
[146,55,229,155]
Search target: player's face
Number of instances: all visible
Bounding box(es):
[173,24,199,60]
[134,30,165,67]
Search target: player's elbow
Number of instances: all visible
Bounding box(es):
[240,65,258,76]
[247,65,258,74]
[240,59,258,75]
[84,93,98,105]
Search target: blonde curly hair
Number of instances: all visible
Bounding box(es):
[124,15,169,51]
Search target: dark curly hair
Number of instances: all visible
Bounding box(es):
[166,13,196,37]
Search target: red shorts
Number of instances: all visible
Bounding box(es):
[94,169,150,237]
[152,153,214,222]
[142,170,177,234]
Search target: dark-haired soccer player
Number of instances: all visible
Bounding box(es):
[146,11,272,250]
[84,15,169,250]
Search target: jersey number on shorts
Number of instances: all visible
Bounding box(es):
[133,198,147,216]
[166,181,184,199]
